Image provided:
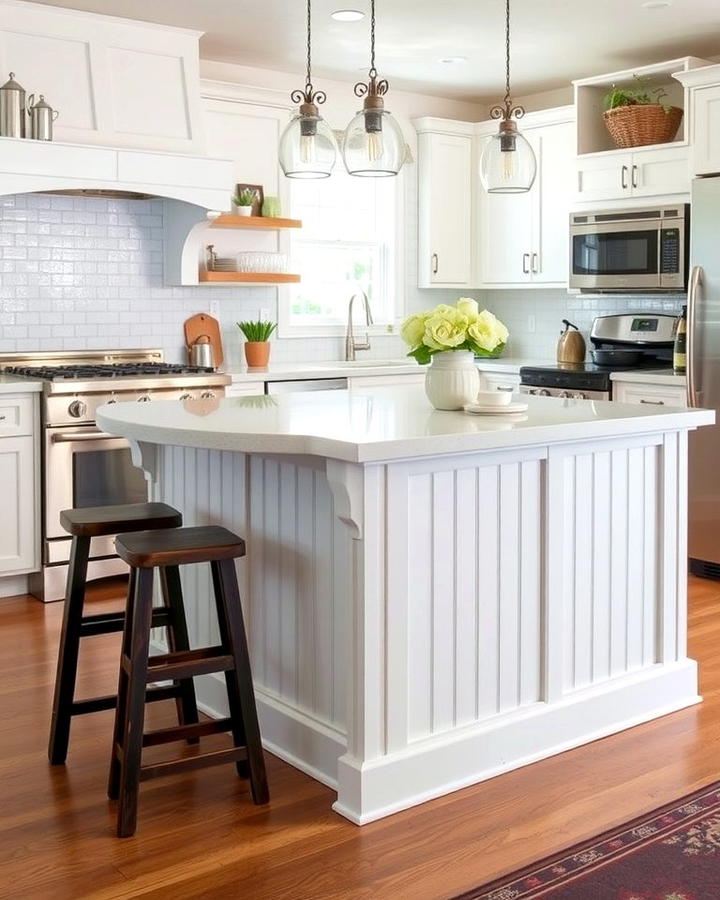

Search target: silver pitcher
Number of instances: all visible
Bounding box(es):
[27,94,59,141]
[0,73,27,138]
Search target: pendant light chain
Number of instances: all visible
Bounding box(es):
[305,0,313,92]
[289,0,326,106]
[503,0,511,107]
[369,0,377,77]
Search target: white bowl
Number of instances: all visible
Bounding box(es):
[475,388,513,407]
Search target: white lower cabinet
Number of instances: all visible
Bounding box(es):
[0,394,40,577]
[613,381,687,408]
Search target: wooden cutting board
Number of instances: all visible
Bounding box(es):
[184,313,224,369]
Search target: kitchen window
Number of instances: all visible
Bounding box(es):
[281,168,404,336]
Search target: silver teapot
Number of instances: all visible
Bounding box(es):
[27,94,59,141]
[0,72,27,138]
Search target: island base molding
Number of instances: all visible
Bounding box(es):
[190,659,699,825]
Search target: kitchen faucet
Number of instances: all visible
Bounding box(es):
[345,290,374,361]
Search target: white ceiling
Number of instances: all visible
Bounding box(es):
[26,0,720,100]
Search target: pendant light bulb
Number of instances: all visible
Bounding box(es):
[479,0,536,194]
[279,0,337,179]
[342,0,405,177]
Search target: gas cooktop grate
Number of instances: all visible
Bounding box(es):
[4,362,216,381]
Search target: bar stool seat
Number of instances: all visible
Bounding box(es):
[110,525,268,837]
[48,501,197,767]
[60,502,182,538]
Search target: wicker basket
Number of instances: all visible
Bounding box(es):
[603,104,683,149]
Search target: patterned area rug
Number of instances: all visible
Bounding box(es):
[454,782,720,899]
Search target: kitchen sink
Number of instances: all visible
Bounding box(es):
[313,359,415,369]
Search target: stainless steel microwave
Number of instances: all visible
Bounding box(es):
[569,205,689,291]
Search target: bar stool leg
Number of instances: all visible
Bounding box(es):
[108,568,136,801]
[212,559,269,805]
[48,534,91,765]
[116,567,154,838]
[160,565,199,740]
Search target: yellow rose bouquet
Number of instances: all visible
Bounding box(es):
[400,298,508,365]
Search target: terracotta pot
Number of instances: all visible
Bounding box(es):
[244,341,271,367]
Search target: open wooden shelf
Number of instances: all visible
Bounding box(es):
[199,271,301,284]
[209,215,302,230]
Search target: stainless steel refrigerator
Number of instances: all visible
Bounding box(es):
[688,175,720,577]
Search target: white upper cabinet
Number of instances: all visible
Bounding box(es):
[674,65,720,176]
[478,112,574,287]
[573,57,710,205]
[575,145,690,203]
[415,124,473,287]
[0,0,206,153]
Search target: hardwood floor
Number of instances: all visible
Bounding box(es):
[2,576,720,899]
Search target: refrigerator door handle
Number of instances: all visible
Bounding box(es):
[687,265,703,408]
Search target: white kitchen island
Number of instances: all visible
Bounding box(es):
[98,386,713,825]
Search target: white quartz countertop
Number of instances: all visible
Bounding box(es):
[0,374,43,393]
[97,384,714,464]
[610,369,687,387]
[222,356,553,383]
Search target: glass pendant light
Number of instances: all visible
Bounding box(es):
[342,0,405,177]
[479,0,537,193]
[279,0,337,179]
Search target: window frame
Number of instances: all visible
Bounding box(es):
[278,169,406,339]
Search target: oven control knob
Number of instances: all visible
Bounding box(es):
[572,392,586,400]
[538,389,551,397]
[68,399,87,418]
[137,395,151,403]
[179,393,193,401]
[559,391,571,399]
[200,390,216,400]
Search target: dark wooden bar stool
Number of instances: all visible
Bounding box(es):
[110,524,269,838]
[48,502,199,766]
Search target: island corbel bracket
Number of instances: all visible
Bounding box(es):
[326,460,365,539]
[129,439,159,486]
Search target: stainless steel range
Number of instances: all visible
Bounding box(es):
[0,349,230,602]
[519,313,677,401]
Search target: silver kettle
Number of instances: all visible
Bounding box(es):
[0,72,27,138]
[189,335,215,369]
[27,94,59,141]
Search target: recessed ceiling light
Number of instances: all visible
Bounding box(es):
[331,9,365,21]
[439,56,467,64]
[641,0,672,8]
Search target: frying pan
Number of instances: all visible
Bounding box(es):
[590,348,644,367]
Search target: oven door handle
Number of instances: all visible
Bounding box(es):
[51,430,123,443]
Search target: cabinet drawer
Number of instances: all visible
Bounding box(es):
[0,396,35,436]
[613,382,687,407]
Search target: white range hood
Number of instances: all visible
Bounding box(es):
[0,134,232,210]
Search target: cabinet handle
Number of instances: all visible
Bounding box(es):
[431,253,438,275]
[0,415,5,421]
[531,252,539,274]
[631,164,638,189]
[621,165,628,189]
[640,398,664,405]
[522,252,530,274]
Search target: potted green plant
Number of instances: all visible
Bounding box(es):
[603,75,683,149]
[237,319,277,367]
[233,188,257,217]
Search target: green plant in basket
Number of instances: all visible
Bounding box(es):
[400,298,508,365]
[233,188,258,207]
[604,75,671,113]
[236,320,277,342]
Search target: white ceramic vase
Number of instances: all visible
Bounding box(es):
[424,350,480,410]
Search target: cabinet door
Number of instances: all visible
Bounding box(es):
[692,85,720,176]
[0,436,37,575]
[533,121,574,284]
[631,145,690,197]
[613,381,687,407]
[575,153,632,203]
[417,133,472,287]
[478,134,534,285]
